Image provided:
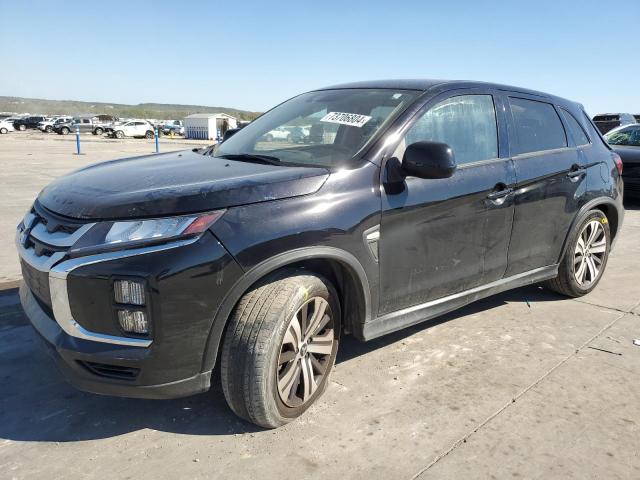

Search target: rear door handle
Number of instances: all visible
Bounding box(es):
[567,165,586,181]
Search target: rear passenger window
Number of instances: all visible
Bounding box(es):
[509,98,567,155]
[402,94,498,165]
[559,108,590,146]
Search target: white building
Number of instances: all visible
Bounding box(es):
[184,113,238,140]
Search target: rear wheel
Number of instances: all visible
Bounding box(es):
[45,125,53,133]
[145,130,154,139]
[221,271,340,428]
[94,127,104,135]
[545,209,611,297]
[18,124,26,131]
[265,133,273,142]
[60,127,70,135]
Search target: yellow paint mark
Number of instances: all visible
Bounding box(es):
[300,286,308,300]
[601,217,608,224]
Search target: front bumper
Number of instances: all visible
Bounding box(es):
[18,229,243,399]
[21,283,212,398]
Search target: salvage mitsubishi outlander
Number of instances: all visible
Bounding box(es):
[17,80,624,428]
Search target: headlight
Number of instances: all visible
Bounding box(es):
[70,211,225,254]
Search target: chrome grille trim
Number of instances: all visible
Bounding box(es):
[29,221,95,247]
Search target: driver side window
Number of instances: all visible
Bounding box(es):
[397,94,499,165]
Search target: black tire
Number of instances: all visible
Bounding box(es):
[145,130,154,139]
[18,124,26,131]
[0,128,7,134]
[221,271,341,428]
[94,127,104,135]
[45,125,53,133]
[115,130,124,139]
[60,127,70,135]
[545,209,611,297]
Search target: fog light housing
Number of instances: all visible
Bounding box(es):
[117,310,148,334]
[114,280,145,305]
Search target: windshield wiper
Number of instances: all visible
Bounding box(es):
[217,153,283,165]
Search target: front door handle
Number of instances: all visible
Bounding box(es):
[487,187,514,201]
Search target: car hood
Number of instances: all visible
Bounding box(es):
[38,150,329,220]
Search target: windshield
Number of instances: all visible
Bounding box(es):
[213,89,420,167]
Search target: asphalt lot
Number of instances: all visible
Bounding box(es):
[1,132,639,479]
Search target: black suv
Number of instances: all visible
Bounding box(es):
[17,80,624,428]
[14,115,47,131]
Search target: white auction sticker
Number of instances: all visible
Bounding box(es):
[320,112,372,128]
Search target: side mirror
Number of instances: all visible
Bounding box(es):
[221,128,240,143]
[402,141,456,179]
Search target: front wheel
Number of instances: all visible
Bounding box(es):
[0,128,7,134]
[221,271,340,428]
[45,126,53,133]
[60,127,70,135]
[545,209,611,297]
[115,130,124,139]
[18,124,26,131]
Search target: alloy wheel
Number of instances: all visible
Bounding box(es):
[277,297,334,407]
[573,220,607,287]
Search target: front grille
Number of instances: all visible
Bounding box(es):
[31,201,85,236]
[78,361,140,381]
[18,202,93,310]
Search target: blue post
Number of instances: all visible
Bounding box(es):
[155,127,159,153]
[75,126,81,155]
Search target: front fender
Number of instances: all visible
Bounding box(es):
[200,246,372,373]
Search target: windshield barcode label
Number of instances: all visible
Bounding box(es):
[320,112,372,128]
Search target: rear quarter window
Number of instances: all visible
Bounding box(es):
[509,97,567,155]
[559,108,590,146]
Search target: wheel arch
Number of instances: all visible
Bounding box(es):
[200,247,372,373]
[559,196,622,261]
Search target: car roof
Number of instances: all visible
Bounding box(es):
[315,79,578,107]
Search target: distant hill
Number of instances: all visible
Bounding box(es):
[0,96,261,121]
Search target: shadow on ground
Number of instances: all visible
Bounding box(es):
[0,283,563,443]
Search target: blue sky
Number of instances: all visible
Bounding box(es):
[1,0,638,114]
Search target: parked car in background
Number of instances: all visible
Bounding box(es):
[107,120,155,139]
[17,79,624,429]
[288,126,310,143]
[14,116,48,131]
[592,113,636,134]
[262,125,291,142]
[162,120,184,135]
[54,117,109,135]
[605,124,640,197]
[0,119,15,134]
[634,115,640,123]
[39,117,72,133]
[263,125,308,142]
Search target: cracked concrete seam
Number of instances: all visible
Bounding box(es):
[409,307,632,480]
